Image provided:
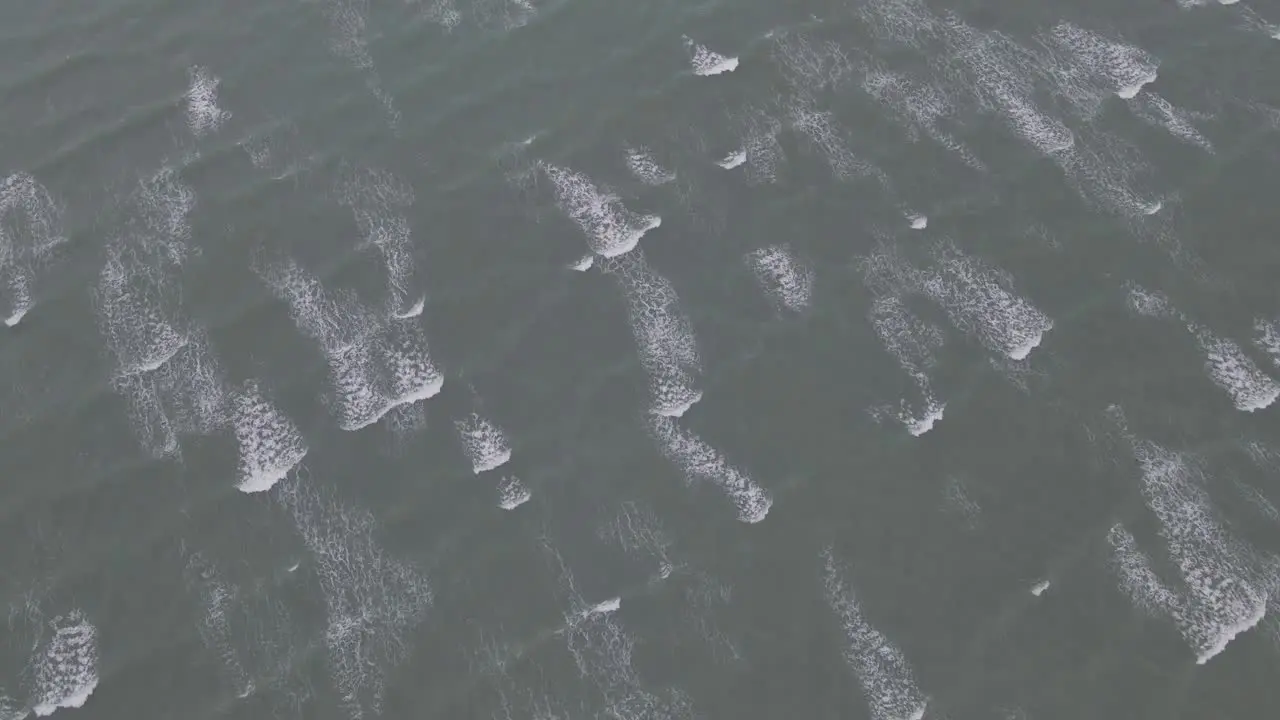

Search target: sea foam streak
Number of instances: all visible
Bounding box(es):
[823,549,928,720]
[746,244,814,313]
[255,257,443,430]
[336,166,422,317]
[184,66,231,136]
[0,172,66,326]
[920,241,1053,360]
[26,611,99,717]
[600,251,703,416]
[684,36,738,75]
[869,295,946,436]
[1106,407,1269,663]
[275,477,432,720]
[1126,284,1278,411]
[539,162,660,258]
[649,415,772,523]
[454,412,513,474]
[231,380,308,493]
[624,148,676,186]
[543,541,694,720]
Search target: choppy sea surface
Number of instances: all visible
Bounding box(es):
[2,0,1280,718]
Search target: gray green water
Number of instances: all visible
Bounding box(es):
[2,1,1280,719]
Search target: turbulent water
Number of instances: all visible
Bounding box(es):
[2,0,1280,718]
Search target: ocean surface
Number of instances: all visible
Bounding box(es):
[2,0,1280,718]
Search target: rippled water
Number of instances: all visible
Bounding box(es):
[2,1,1280,719]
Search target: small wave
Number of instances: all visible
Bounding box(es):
[1127,92,1214,153]
[184,66,231,137]
[1254,317,1280,367]
[716,149,747,169]
[455,412,513,474]
[336,166,422,317]
[920,241,1053,360]
[232,380,308,493]
[684,36,739,76]
[27,611,99,717]
[868,295,947,436]
[1187,323,1279,411]
[600,251,702,416]
[1107,409,1270,663]
[649,415,772,523]
[822,549,928,720]
[255,258,443,430]
[539,162,660,258]
[275,477,432,720]
[745,244,814,313]
[496,475,531,509]
[1,172,67,326]
[624,148,676,185]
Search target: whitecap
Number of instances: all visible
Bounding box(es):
[539,162,660,257]
[455,412,513,474]
[649,415,772,523]
[232,380,308,493]
[496,476,531,509]
[822,549,928,720]
[26,611,98,717]
[684,36,738,76]
[745,244,814,313]
[600,251,702,416]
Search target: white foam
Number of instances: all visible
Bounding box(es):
[1124,283,1176,319]
[771,30,854,93]
[649,415,772,523]
[496,476,531,509]
[1107,411,1270,663]
[184,66,231,137]
[274,477,432,720]
[716,150,747,169]
[96,251,190,375]
[731,106,785,183]
[600,251,702,416]
[746,244,814,313]
[0,172,67,326]
[393,296,425,319]
[455,412,513,474]
[1107,523,1179,616]
[942,476,981,530]
[570,254,594,271]
[232,380,308,493]
[1187,323,1279,411]
[1047,24,1160,108]
[822,549,929,720]
[1254,317,1280,368]
[624,148,676,185]
[106,326,229,459]
[684,36,739,76]
[0,694,27,720]
[539,162,660,257]
[255,258,443,431]
[542,541,693,719]
[909,215,928,229]
[182,552,255,699]
[1030,580,1051,596]
[787,99,872,181]
[920,241,1053,360]
[859,65,985,171]
[599,501,677,582]
[336,167,422,317]
[1127,92,1214,153]
[590,597,622,615]
[27,611,98,717]
[868,295,947,436]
